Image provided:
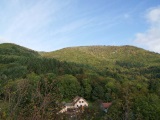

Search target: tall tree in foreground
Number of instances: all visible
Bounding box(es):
[4,74,62,120]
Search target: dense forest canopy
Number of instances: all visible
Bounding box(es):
[0,43,160,120]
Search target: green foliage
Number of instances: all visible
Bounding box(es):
[133,94,160,120]
[0,43,160,119]
[0,43,39,57]
[2,76,62,119]
[81,79,92,99]
[41,45,160,69]
[57,74,81,99]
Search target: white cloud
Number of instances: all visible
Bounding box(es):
[147,7,160,23]
[51,18,92,36]
[0,37,10,43]
[0,0,74,50]
[3,0,58,39]
[134,6,160,53]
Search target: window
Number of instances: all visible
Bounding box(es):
[77,105,79,107]
[79,101,81,103]
[82,101,83,103]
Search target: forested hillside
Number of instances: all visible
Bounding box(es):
[41,45,160,68]
[0,43,160,120]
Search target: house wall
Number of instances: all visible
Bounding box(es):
[59,107,67,113]
[59,105,75,113]
[59,97,88,113]
[74,98,88,108]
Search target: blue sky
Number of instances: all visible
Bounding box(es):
[0,0,160,53]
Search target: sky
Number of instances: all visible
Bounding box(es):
[0,0,160,53]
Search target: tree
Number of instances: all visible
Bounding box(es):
[57,74,81,100]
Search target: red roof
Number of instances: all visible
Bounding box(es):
[101,103,112,108]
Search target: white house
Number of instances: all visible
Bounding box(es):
[59,96,88,113]
[73,96,88,108]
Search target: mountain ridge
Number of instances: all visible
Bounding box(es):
[1,43,160,69]
[0,43,39,57]
[40,45,160,69]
